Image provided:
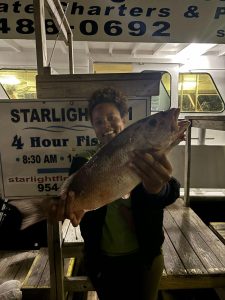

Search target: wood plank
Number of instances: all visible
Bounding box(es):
[34,257,74,288]
[209,222,225,244]
[162,230,187,275]
[47,222,65,300]
[62,219,71,241]
[62,242,84,259]
[64,224,84,243]
[14,251,37,283]
[0,252,15,282]
[62,223,84,258]
[168,205,225,267]
[163,210,207,274]
[64,276,94,292]
[0,252,29,282]
[37,256,50,288]
[63,222,76,243]
[166,207,225,273]
[38,256,76,288]
[0,251,36,283]
[160,273,225,290]
[23,248,49,288]
[0,251,37,284]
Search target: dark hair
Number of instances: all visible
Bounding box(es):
[88,87,128,123]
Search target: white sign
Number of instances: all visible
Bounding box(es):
[0,98,149,198]
[1,0,225,43]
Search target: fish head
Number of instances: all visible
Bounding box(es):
[140,108,190,153]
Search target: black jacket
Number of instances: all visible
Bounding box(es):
[69,156,180,275]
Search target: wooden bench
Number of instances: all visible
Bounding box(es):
[161,200,225,290]
[0,219,78,300]
[47,198,225,300]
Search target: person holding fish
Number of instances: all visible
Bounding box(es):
[56,87,187,300]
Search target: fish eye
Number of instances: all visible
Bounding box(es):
[148,119,157,127]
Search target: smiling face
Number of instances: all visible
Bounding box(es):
[91,102,126,145]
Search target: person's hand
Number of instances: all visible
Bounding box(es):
[129,151,172,194]
[61,190,86,226]
[46,195,66,222]
[45,175,74,222]
[59,175,82,225]
[46,181,85,226]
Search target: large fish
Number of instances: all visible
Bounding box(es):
[11,108,189,229]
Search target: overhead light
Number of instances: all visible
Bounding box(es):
[176,43,216,60]
[0,75,21,85]
[179,81,197,90]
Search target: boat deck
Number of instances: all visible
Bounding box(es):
[1,199,225,299]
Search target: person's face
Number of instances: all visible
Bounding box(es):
[91,102,126,145]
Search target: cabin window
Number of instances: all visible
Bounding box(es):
[178,73,224,113]
[0,69,37,99]
[151,72,171,112]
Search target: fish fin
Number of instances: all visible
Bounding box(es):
[20,214,46,230]
[9,198,49,230]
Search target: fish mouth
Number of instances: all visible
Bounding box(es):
[177,119,190,133]
[170,108,190,134]
[169,108,190,137]
[169,108,180,132]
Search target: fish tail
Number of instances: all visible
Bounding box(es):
[9,197,49,230]
[20,213,46,230]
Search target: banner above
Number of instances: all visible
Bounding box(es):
[1,0,225,43]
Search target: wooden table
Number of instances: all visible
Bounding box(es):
[161,199,225,290]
